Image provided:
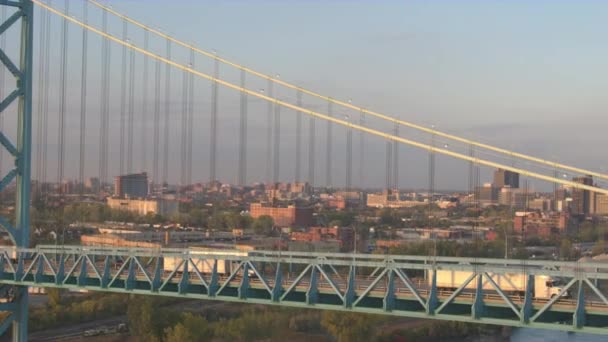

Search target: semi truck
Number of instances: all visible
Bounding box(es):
[428,269,569,299]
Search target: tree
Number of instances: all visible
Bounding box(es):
[207,213,227,230]
[127,296,169,341]
[169,313,212,341]
[560,239,576,260]
[592,240,606,256]
[321,311,379,342]
[252,215,274,235]
[164,323,194,342]
[47,288,62,307]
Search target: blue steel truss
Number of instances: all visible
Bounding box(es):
[0,246,607,334]
[0,1,32,341]
[0,0,605,339]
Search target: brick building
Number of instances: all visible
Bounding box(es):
[249,203,314,227]
[290,226,354,251]
[514,211,569,239]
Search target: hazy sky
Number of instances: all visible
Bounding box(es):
[9,0,608,190]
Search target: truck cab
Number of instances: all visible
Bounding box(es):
[535,275,569,299]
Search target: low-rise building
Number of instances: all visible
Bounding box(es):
[367,190,425,208]
[290,226,354,251]
[513,211,569,238]
[249,202,314,227]
[107,197,178,216]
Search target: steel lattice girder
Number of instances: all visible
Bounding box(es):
[0,0,33,341]
[0,246,607,334]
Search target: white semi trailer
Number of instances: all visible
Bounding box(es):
[163,249,251,275]
[428,270,569,299]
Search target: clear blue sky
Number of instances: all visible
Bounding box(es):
[26,1,608,189]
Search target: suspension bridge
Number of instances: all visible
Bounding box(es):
[1,0,608,340]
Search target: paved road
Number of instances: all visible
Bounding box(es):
[29,316,127,342]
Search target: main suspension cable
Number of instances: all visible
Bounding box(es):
[36,0,608,196]
[85,0,608,181]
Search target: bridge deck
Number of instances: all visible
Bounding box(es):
[0,246,607,334]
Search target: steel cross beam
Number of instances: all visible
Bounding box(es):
[0,246,607,334]
[0,1,32,341]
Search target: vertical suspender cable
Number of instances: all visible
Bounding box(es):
[99,8,110,189]
[57,0,69,194]
[265,80,273,184]
[42,2,51,191]
[553,169,558,211]
[469,145,474,200]
[386,141,392,190]
[238,68,247,186]
[141,30,149,173]
[326,100,333,187]
[79,1,89,194]
[429,132,436,256]
[346,117,352,192]
[162,40,171,187]
[152,59,161,189]
[308,113,315,187]
[34,4,45,193]
[98,6,107,188]
[127,42,135,173]
[180,62,188,188]
[273,88,280,184]
[187,49,194,185]
[359,110,365,190]
[393,121,399,190]
[210,55,219,183]
[119,20,127,176]
[295,90,302,183]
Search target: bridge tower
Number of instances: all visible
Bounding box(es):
[0,0,33,341]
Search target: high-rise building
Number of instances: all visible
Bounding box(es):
[553,188,567,212]
[114,172,149,199]
[571,175,593,216]
[595,193,608,215]
[290,182,312,195]
[84,177,100,193]
[474,183,499,204]
[498,187,528,209]
[493,169,519,188]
